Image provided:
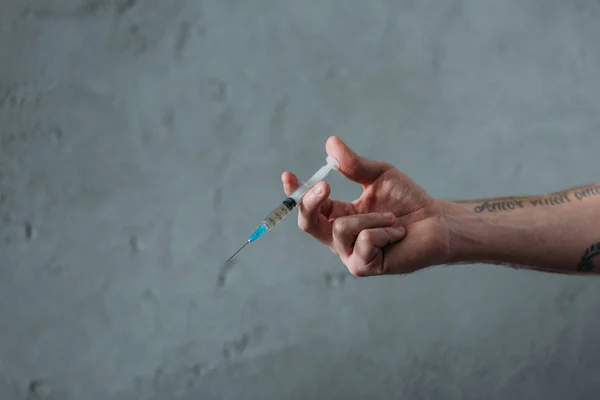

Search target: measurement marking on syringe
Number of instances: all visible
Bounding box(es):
[222,155,340,265]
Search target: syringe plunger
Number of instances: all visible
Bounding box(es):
[289,156,340,204]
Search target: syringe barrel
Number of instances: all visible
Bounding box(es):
[290,156,339,204]
[249,197,296,242]
[264,198,296,229]
[248,156,339,243]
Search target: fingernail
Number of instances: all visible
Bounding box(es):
[313,186,322,197]
[384,212,395,221]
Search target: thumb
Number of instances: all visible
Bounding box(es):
[326,136,390,184]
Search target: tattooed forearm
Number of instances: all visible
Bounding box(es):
[444,184,600,275]
[577,243,600,272]
[474,192,570,213]
[465,184,600,214]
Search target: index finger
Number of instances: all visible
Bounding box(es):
[281,172,299,197]
[282,172,333,244]
[283,172,363,252]
[282,172,334,212]
[281,171,350,218]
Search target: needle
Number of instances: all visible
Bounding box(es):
[221,156,339,266]
[223,241,250,266]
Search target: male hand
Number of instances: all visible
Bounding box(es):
[282,136,451,276]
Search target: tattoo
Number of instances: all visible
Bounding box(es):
[474,199,525,213]
[577,243,600,272]
[471,184,600,214]
[572,185,600,201]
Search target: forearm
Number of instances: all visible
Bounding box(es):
[440,184,600,274]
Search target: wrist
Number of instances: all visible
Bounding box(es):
[439,198,559,266]
[438,199,498,264]
[438,200,472,264]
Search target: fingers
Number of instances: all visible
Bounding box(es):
[282,172,331,219]
[296,181,333,242]
[349,226,406,276]
[326,136,391,185]
[331,212,398,258]
[282,172,298,196]
[282,172,333,244]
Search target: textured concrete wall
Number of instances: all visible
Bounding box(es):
[2,0,600,399]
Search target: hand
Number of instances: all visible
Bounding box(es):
[282,136,451,276]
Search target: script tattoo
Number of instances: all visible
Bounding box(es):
[577,243,600,272]
[529,192,571,207]
[474,199,524,213]
[573,185,600,201]
[473,184,600,214]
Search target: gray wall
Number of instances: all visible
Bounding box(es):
[2,0,600,399]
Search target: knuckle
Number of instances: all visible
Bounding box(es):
[347,265,361,277]
[332,218,347,236]
[346,261,368,277]
[358,229,373,244]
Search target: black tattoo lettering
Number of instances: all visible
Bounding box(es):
[574,185,600,201]
[530,193,571,207]
[577,243,600,272]
[472,185,600,213]
[474,200,524,213]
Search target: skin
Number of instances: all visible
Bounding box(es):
[282,136,600,276]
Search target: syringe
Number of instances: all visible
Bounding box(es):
[223,155,340,265]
